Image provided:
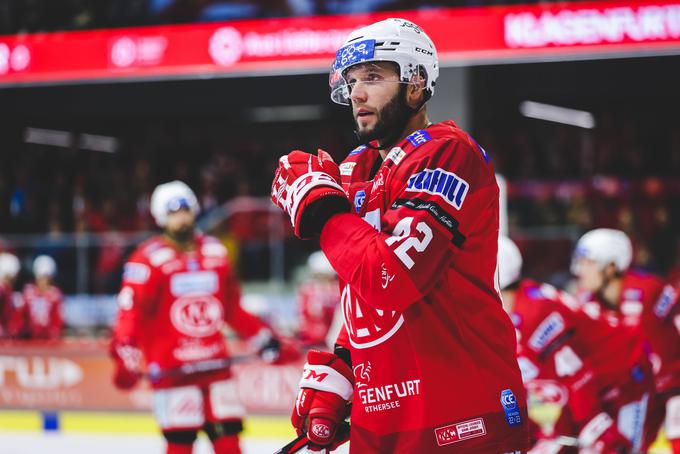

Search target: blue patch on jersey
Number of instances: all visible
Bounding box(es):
[500,389,522,427]
[349,145,368,156]
[526,287,543,300]
[406,129,432,148]
[187,260,200,271]
[332,39,376,71]
[405,168,469,210]
[654,286,678,319]
[468,135,490,164]
[354,190,366,213]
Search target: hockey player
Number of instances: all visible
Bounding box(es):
[271,18,529,452]
[571,228,680,453]
[297,251,340,347]
[0,252,21,338]
[498,236,653,453]
[111,181,292,454]
[19,255,63,340]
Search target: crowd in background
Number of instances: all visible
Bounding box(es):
[0,107,679,294]
[0,0,594,34]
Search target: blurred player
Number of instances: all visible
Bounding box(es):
[297,251,340,347]
[111,180,294,454]
[498,236,653,453]
[571,228,680,453]
[18,255,63,340]
[271,18,528,452]
[0,252,21,338]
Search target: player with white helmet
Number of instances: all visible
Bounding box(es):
[272,17,528,453]
[112,180,297,454]
[18,254,63,339]
[571,228,680,453]
[498,236,652,453]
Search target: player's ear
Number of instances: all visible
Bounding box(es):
[405,69,426,108]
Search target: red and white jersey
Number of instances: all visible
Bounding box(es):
[297,280,340,346]
[512,279,651,425]
[21,283,63,339]
[113,234,267,388]
[0,283,14,337]
[580,271,680,393]
[324,120,529,452]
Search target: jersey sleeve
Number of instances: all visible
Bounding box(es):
[113,250,158,344]
[320,137,498,313]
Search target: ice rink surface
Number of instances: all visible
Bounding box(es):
[0,432,351,454]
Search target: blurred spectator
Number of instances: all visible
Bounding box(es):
[0,252,21,338]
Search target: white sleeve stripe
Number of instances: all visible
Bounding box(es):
[299,363,353,401]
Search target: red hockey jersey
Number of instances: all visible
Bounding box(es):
[580,271,680,393]
[323,120,529,452]
[512,280,651,426]
[113,234,267,388]
[20,283,63,339]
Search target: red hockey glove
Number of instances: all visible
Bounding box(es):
[577,412,631,453]
[271,149,350,239]
[291,350,353,448]
[110,340,143,390]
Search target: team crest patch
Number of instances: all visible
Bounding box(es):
[406,129,431,148]
[434,418,486,446]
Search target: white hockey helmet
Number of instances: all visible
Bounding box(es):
[150,180,200,227]
[0,252,20,280]
[498,236,523,290]
[329,18,439,105]
[571,228,632,275]
[33,255,57,278]
[308,251,335,276]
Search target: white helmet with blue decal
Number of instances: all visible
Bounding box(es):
[330,18,439,106]
[571,228,633,275]
[150,180,200,227]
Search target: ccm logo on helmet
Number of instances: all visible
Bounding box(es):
[405,168,469,210]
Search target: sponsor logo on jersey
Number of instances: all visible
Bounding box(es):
[123,262,150,284]
[349,145,368,156]
[342,284,404,349]
[654,285,679,319]
[353,361,372,388]
[405,168,469,210]
[380,263,395,289]
[339,162,356,176]
[371,172,385,193]
[405,129,431,148]
[623,288,643,302]
[354,190,365,213]
[434,418,487,446]
[149,247,175,267]
[517,356,539,382]
[358,377,421,414]
[170,271,218,296]
[501,389,522,426]
[201,242,227,257]
[528,312,565,352]
[386,147,406,165]
[170,295,224,337]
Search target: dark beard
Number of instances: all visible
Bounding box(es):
[166,224,195,244]
[354,85,413,148]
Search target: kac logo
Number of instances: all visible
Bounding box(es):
[342,284,404,349]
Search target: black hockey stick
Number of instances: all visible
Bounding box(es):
[143,354,258,383]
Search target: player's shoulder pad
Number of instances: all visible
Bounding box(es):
[200,236,228,258]
[136,236,176,268]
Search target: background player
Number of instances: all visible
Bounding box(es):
[111,180,295,454]
[17,255,64,340]
[0,252,21,339]
[571,229,680,453]
[272,18,529,452]
[297,250,340,347]
[498,236,653,453]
